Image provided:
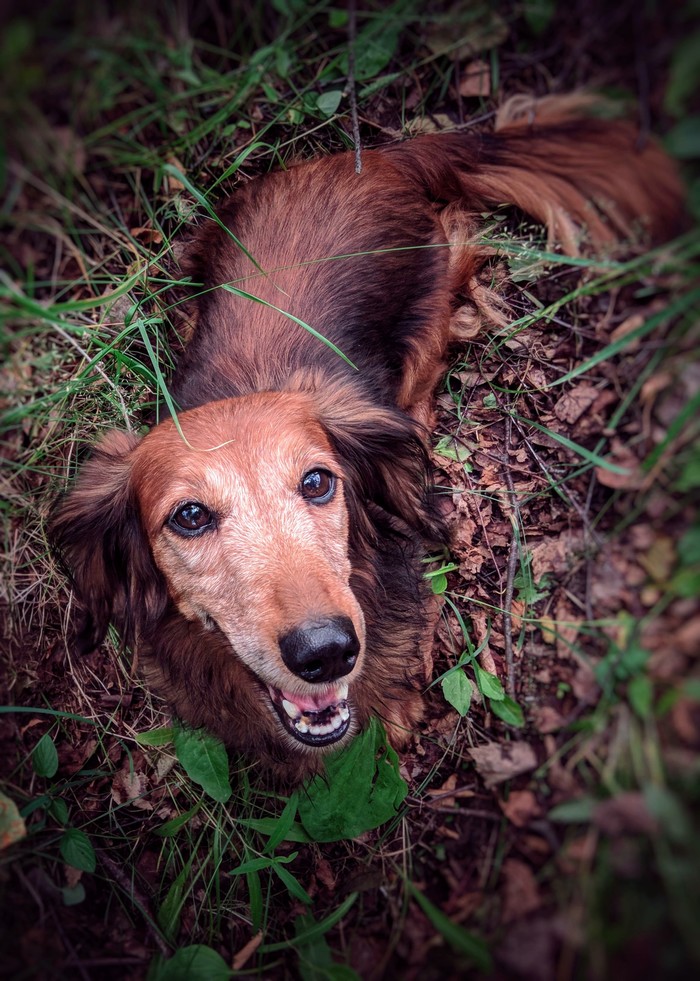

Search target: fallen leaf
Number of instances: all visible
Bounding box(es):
[553,383,599,424]
[232,932,262,971]
[468,741,538,788]
[499,789,541,827]
[592,792,658,836]
[501,858,542,922]
[458,59,490,97]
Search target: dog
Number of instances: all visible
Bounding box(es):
[50,96,684,783]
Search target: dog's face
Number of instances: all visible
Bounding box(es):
[130,393,366,748]
[51,384,439,764]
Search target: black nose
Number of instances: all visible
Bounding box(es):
[279,616,360,683]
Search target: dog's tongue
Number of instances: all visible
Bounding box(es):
[280,684,347,714]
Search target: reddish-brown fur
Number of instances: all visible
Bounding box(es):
[50,97,684,783]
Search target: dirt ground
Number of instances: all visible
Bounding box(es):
[1,2,699,979]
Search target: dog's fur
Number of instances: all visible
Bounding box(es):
[50,97,684,783]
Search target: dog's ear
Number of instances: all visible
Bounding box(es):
[318,393,447,545]
[49,430,167,654]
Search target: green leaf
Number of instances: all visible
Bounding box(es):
[49,797,69,825]
[548,797,596,823]
[158,866,189,942]
[259,893,358,953]
[62,883,86,906]
[406,883,491,971]
[433,435,472,465]
[172,725,232,803]
[628,674,654,720]
[32,732,59,778]
[665,32,700,117]
[0,790,27,850]
[274,862,312,905]
[441,669,472,716]
[489,695,525,727]
[298,718,408,841]
[431,572,448,594]
[523,0,556,35]
[678,526,700,566]
[59,828,96,873]
[236,815,311,843]
[474,665,504,700]
[155,803,201,837]
[264,792,300,854]
[316,89,343,117]
[665,116,700,159]
[148,944,232,981]
[136,727,174,747]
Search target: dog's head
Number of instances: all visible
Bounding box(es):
[50,387,440,757]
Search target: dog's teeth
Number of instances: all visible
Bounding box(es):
[339,704,350,722]
[282,698,299,720]
[337,682,349,701]
[295,720,309,734]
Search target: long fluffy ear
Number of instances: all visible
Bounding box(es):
[48,430,167,654]
[315,385,448,546]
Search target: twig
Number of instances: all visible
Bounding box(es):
[347,0,362,174]
[502,416,519,698]
[97,849,171,958]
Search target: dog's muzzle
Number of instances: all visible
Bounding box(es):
[268,617,360,746]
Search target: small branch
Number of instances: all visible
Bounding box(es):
[347,0,362,174]
[97,849,171,958]
[502,416,519,698]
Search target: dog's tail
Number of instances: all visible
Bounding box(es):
[380,94,685,334]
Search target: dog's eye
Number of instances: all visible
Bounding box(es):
[169,502,214,535]
[300,469,336,504]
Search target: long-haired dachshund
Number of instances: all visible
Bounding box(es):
[50,96,683,783]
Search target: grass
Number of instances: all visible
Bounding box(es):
[2,0,700,978]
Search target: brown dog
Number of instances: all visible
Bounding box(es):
[50,97,683,783]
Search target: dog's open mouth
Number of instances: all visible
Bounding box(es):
[268,682,351,746]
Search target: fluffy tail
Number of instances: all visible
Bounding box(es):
[380,94,686,334]
[384,94,685,255]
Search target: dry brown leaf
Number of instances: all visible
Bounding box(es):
[638,535,676,583]
[553,383,599,424]
[592,792,658,836]
[499,789,541,827]
[501,858,542,922]
[531,705,567,734]
[232,932,262,971]
[458,59,490,97]
[595,440,643,489]
[111,768,153,810]
[468,741,537,788]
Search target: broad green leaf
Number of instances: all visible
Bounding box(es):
[628,674,654,720]
[298,718,407,842]
[148,944,232,981]
[32,732,59,778]
[431,572,448,595]
[0,790,27,850]
[441,669,472,716]
[60,828,96,873]
[136,727,174,747]
[316,89,343,117]
[407,883,491,971]
[474,665,504,700]
[548,797,596,823]
[230,853,298,876]
[172,725,232,803]
[62,883,86,906]
[49,797,69,825]
[489,696,525,728]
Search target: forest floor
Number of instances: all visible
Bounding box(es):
[1,2,699,979]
